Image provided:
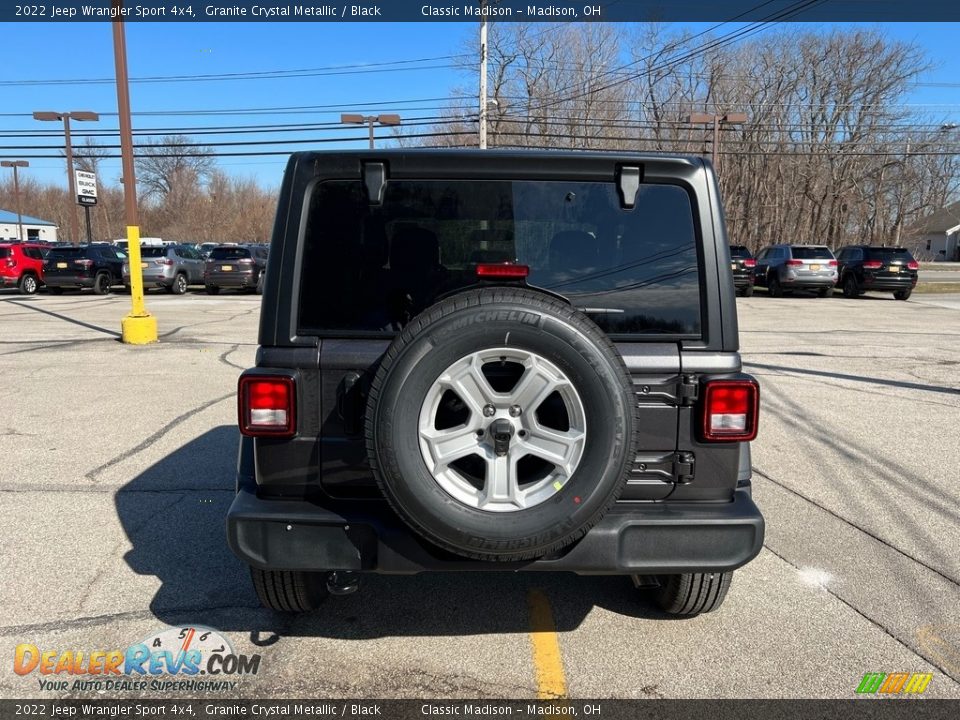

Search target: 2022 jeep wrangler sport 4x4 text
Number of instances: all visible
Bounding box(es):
[227,150,763,616]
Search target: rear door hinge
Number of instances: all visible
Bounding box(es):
[678,374,699,406]
[673,451,695,484]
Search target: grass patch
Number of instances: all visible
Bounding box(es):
[913,283,960,294]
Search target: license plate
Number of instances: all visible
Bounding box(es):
[809,264,820,271]
[731,262,737,270]
[221,265,233,271]
[56,262,67,269]
[892,265,901,272]
[141,262,148,269]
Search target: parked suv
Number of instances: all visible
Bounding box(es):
[227,150,763,616]
[0,243,46,294]
[729,245,756,296]
[42,244,126,294]
[754,244,837,297]
[835,245,918,300]
[204,245,268,294]
[122,244,206,294]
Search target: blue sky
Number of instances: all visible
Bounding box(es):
[1,21,959,190]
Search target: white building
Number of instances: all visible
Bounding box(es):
[906,201,960,262]
[0,209,58,242]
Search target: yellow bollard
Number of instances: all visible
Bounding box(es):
[120,225,158,344]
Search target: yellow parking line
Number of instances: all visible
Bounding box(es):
[527,588,568,699]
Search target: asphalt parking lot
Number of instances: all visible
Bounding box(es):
[1,288,958,699]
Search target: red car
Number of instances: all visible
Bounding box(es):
[0,243,46,294]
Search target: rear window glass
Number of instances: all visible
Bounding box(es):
[866,248,914,262]
[791,246,833,260]
[141,248,166,258]
[47,247,85,258]
[210,247,251,260]
[299,180,702,337]
[0,248,9,259]
[729,246,752,258]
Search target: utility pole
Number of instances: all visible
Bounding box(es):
[32,110,99,244]
[340,113,402,149]
[688,112,747,175]
[113,0,157,344]
[479,0,488,149]
[1,160,28,242]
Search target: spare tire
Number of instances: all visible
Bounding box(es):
[365,287,637,561]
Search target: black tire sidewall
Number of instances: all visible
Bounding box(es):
[94,273,111,295]
[370,293,634,558]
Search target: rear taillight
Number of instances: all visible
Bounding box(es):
[476,263,529,278]
[828,260,838,267]
[74,259,94,268]
[907,260,919,270]
[700,379,759,442]
[238,376,295,437]
[239,258,254,265]
[786,259,803,266]
[161,258,174,266]
[743,259,756,268]
[862,260,882,270]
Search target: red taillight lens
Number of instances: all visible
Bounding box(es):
[161,258,174,266]
[239,258,254,265]
[907,260,919,270]
[74,259,93,268]
[238,376,295,437]
[786,259,803,267]
[700,379,759,442]
[862,260,882,270]
[828,260,838,267]
[476,263,529,278]
[742,258,756,268]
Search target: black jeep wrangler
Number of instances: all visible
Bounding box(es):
[227,150,763,616]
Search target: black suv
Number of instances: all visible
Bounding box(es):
[42,244,126,294]
[835,245,919,300]
[204,245,268,294]
[227,151,763,616]
[729,245,756,296]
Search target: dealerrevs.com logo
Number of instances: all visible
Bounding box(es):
[856,672,933,696]
[13,625,261,693]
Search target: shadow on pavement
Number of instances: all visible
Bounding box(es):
[118,426,672,642]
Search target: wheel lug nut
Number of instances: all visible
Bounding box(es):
[509,405,522,417]
[482,404,496,417]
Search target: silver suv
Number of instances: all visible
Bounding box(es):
[754,244,837,297]
[122,244,206,295]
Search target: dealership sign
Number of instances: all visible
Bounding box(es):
[75,170,98,206]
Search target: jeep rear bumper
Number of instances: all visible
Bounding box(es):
[227,485,764,575]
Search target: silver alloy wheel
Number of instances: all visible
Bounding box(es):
[418,348,586,513]
[21,275,37,294]
[176,274,187,293]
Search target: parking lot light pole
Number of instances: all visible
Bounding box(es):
[113,1,157,344]
[340,113,402,149]
[32,110,99,245]
[1,160,29,242]
[689,112,748,174]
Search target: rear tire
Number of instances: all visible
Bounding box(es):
[653,572,733,616]
[894,289,912,301]
[18,274,39,295]
[172,272,188,295]
[250,567,329,613]
[93,272,111,295]
[205,285,220,295]
[767,275,783,298]
[741,284,754,297]
[255,271,265,295]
